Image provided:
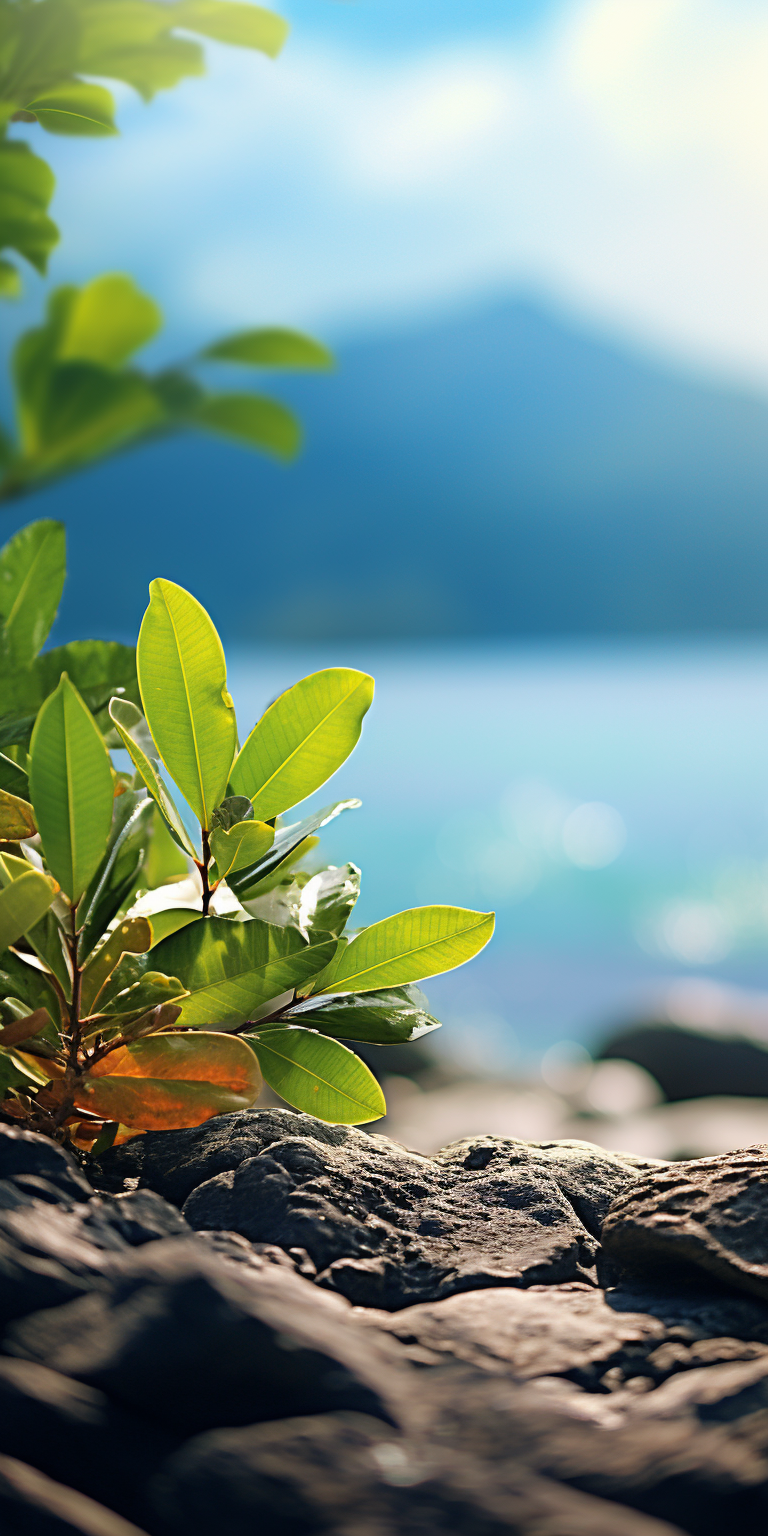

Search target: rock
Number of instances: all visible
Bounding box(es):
[358,1282,669,1382]
[600,1021,768,1102]
[0,1453,149,1535]
[96,1110,658,1308]
[0,1359,178,1525]
[4,1238,409,1436]
[148,1409,682,1536]
[0,1125,93,1203]
[0,1181,193,1325]
[602,1147,768,1302]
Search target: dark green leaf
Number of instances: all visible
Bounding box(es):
[227,799,360,899]
[211,795,252,832]
[297,863,360,937]
[77,792,154,962]
[285,984,442,1045]
[0,949,61,1025]
[0,751,29,799]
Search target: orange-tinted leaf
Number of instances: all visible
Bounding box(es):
[75,1030,262,1130]
[0,1007,51,1048]
[118,1001,182,1041]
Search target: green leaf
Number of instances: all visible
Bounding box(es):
[21,363,165,479]
[174,2,289,57]
[80,914,154,1017]
[58,274,162,367]
[137,579,237,830]
[316,905,495,995]
[24,82,118,136]
[202,328,332,370]
[287,984,441,1045]
[0,787,36,840]
[211,795,252,831]
[151,915,337,1028]
[0,866,57,950]
[144,807,191,887]
[227,799,360,899]
[0,518,65,668]
[145,906,200,945]
[194,394,300,460]
[76,1030,262,1129]
[28,674,115,902]
[77,793,155,962]
[0,949,62,1023]
[30,639,139,716]
[210,818,274,879]
[248,1027,385,1124]
[0,260,22,298]
[0,1044,37,1097]
[100,969,187,1019]
[230,669,373,821]
[297,862,360,937]
[0,751,29,800]
[108,698,198,859]
[0,141,58,277]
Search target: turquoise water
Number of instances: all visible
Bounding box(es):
[227,641,768,1069]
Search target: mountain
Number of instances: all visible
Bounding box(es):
[14,299,768,643]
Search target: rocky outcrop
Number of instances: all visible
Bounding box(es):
[2,1113,768,1534]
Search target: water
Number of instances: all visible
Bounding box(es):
[226,639,768,1071]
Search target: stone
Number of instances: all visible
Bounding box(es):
[148,1410,682,1536]
[601,1147,768,1302]
[0,1359,178,1525]
[0,1452,149,1535]
[358,1282,669,1382]
[97,1110,658,1308]
[4,1237,409,1436]
[0,1125,93,1203]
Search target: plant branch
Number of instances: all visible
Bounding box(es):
[199,829,212,916]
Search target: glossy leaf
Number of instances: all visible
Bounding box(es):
[0,949,62,1023]
[58,275,162,367]
[0,789,36,841]
[316,905,495,995]
[118,1000,182,1042]
[210,818,274,879]
[77,793,154,962]
[195,394,300,459]
[230,669,373,821]
[0,867,57,950]
[175,1,289,56]
[100,969,186,1020]
[80,915,153,1017]
[108,698,198,859]
[0,752,29,800]
[0,1007,52,1049]
[0,519,65,668]
[202,328,332,369]
[24,82,117,136]
[76,1031,262,1130]
[298,863,360,937]
[137,579,237,828]
[227,799,360,899]
[28,675,114,902]
[151,915,337,1028]
[211,795,252,831]
[287,985,441,1045]
[249,1027,385,1123]
[146,907,201,945]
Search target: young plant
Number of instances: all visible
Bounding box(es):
[0,571,494,1149]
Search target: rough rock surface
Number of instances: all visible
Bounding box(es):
[96,1111,660,1308]
[602,1147,768,1302]
[5,1117,768,1534]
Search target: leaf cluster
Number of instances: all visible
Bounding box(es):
[0,526,495,1147]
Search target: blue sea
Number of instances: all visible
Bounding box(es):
[226,640,768,1072]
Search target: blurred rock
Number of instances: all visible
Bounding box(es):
[599,978,768,1101]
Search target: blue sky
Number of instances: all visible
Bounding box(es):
[10,0,768,389]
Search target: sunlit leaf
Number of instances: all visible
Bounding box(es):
[201,328,332,369]
[151,915,337,1028]
[316,905,495,995]
[28,674,114,902]
[0,867,57,950]
[174,1,289,56]
[248,1026,385,1123]
[210,817,274,879]
[227,799,360,899]
[0,141,58,277]
[137,579,237,829]
[0,788,36,840]
[80,915,152,1017]
[298,863,360,937]
[194,394,300,459]
[287,984,441,1045]
[99,969,186,1020]
[108,698,198,859]
[58,274,161,367]
[0,518,65,667]
[0,261,22,298]
[146,906,200,945]
[77,793,154,962]
[77,1030,262,1129]
[230,669,373,821]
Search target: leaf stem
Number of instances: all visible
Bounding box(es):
[199,829,212,916]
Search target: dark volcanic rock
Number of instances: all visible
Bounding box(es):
[0,1124,93,1203]
[96,1110,658,1307]
[602,1147,768,1302]
[4,1238,408,1436]
[0,1452,148,1535]
[358,1282,669,1381]
[149,1409,683,1536]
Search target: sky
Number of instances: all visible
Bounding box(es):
[8,0,768,394]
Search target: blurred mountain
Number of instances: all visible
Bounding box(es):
[22,298,768,643]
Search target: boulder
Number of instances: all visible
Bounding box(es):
[602,1147,768,1302]
[0,1452,149,1535]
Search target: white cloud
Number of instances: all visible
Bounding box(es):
[34,0,768,387]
